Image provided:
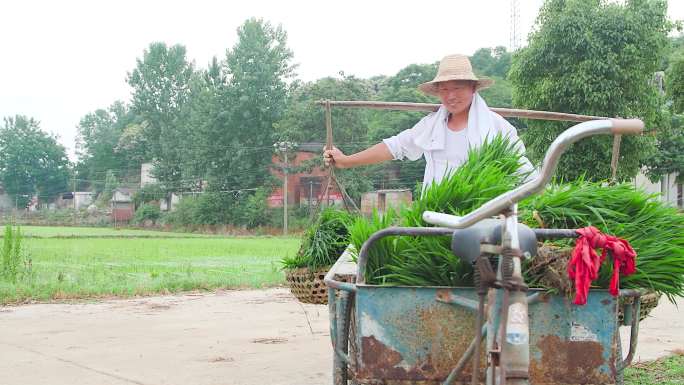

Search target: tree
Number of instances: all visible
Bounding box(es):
[667,53,684,113]
[471,46,512,78]
[644,37,684,183]
[385,63,439,90]
[469,47,514,107]
[643,115,684,183]
[275,75,372,145]
[115,121,151,167]
[127,42,194,188]
[0,116,70,207]
[199,18,296,191]
[509,0,673,181]
[76,101,139,191]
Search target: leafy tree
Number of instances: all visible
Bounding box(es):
[178,56,230,183]
[164,18,296,224]
[471,46,512,78]
[0,116,70,207]
[478,77,513,108]
[643,115,684,183]
[127,42,194,188]
[75,101,139,190]
[470,47,514,107]
[509,0,673,181]
[644,38,684,183]
[115,121,151,167]
[385,63,439,90]
[199,18,296,191]
[100,170,119,203]
[667,53,684,113]
[133,182,165,207]
[275,75,372,145]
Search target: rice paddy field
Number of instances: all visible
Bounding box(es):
[0,226,300,304]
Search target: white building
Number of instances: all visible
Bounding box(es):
[634,171,682,208]
[140,162,157,187]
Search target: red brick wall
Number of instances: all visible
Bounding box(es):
[112,204,134,222]
[269,151,340,207]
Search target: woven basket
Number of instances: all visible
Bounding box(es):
[618,291,661,324]
[285,267,330,304]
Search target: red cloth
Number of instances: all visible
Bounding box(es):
[568,226,637,305]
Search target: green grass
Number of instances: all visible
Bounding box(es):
[0,226,300,304]
[625,353,684,385]
[18,225,214,238]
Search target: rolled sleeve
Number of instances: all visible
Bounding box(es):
[382,123,425,161]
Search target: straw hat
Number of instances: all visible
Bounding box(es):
[418,54,494,96]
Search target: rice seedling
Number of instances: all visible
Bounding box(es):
[281,208,354,270]
[350,135,684,301]
[520,179,684,301]
[350,134,527,285]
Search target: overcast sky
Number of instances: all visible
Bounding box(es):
[1,0,683,160]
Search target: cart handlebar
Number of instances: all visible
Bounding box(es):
[423,119,643,229]
[611,118,644,135]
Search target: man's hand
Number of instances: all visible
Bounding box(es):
[323,142,393,169]
[323,146,351,168]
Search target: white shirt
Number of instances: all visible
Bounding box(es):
[438,128,469,173]
[382,93,536,190]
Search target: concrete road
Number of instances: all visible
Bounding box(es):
[620,296,684,362]
[0,289,681,385]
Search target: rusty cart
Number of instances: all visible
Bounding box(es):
[325,117,646,385]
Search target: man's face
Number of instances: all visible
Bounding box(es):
[436,80,476,116]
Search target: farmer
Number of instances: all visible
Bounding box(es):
[323,54,535,190]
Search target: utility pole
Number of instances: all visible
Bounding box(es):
[73,175,77,225]
[510,0,521,51]
[283,154,288,236]
[309,180,313,215]
[274,141,296,236]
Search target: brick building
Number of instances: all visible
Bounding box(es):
[269,143,342,208]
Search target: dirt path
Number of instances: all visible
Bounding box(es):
[0,289,681,385]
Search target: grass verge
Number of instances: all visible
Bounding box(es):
[625,352,684,385]
[0,227,300,304]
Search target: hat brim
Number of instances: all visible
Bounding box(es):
[418,77,494,96]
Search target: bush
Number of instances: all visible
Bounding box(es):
[238,189,271,229]
[162,188,276,229]
[133,203,161,224]
[162,197,202,227]
[268,206,310,232]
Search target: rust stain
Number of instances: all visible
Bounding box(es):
[435,289,451,302]
[357,336,412,380]
[601,299,612,305]
[529,335,613,385]
[356,302,485,382]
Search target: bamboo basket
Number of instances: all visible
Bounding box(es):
[285,267,355,305]
[285,267,329,304]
